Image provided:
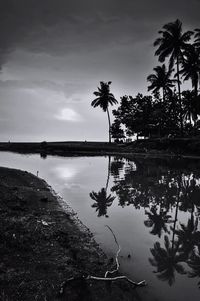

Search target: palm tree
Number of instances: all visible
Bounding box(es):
[91,81,118,143]
[154,19,193,133]
[90,188,115,217]
[147,64,175,101]
[180,45,200,97]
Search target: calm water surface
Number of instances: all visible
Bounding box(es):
[0,152,200,301]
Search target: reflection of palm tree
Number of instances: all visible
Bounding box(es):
[149,235,185,286]
[91,81,118,143]
[105,156,111,190]
[188,245,200,288]
[90,188,115,217]
[144,206,171,238]
[176,215,199,259]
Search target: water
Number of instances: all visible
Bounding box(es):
[0,151,200,301]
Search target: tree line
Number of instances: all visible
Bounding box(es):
[91,19,200,141]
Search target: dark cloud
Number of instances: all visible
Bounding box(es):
[0,0,199,141]
[0,0,199,68]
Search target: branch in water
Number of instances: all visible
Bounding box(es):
[87,275,146,287]
[104,225,121,277]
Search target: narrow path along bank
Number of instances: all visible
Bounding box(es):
[0,166,142,301]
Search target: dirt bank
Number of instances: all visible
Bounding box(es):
[0,167,142,301]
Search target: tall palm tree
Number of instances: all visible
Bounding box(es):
[154,19,193,133]
[147,64,175,101]
[180,45,200,97]
[91,81,118,143]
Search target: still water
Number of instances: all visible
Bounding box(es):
[0,152,200,301]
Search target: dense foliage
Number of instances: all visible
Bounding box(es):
[111,20,200,140]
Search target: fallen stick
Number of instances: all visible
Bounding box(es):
[104,225,121,278]
[86,275,146,287]
[59,225,146,295]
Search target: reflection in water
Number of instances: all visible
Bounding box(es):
[1,152,200,299]
[90,156,115,217]
[144,206,171,237]
[91,156,200,290]
[90,188,115,217]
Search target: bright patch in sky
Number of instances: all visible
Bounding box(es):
[56,108,82,122]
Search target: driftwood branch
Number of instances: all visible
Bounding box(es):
[104,225,121,277]
[60,225,146,295]
[87,275,146,287]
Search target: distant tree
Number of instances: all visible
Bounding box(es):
[154,19,193,133]
[147,64,175,101]
[91,81,118,143]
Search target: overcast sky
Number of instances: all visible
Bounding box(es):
[0,0,200,142]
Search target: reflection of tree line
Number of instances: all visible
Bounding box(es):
[89,156,200,287]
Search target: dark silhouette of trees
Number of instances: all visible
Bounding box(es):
[180,45,200,97]
[110,120,125,142]
[154,19,193,133]
[91,81,118,143]
[147,64,175,101]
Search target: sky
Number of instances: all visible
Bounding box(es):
[0,0,200,142]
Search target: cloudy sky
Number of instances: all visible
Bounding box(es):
[0,0,200,142]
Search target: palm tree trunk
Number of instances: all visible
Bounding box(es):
[106,108,111,143]
[176,57,183,135]
[105,156,111,191]
[194,79,198,127]
[172,199,179,252]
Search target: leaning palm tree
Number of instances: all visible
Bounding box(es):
[91,81,118,143]
[147,64,175,101]
[154,19,193,133]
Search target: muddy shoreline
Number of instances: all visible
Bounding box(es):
[0,166,142,301]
